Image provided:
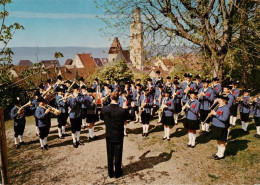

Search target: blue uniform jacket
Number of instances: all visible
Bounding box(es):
[239,96,250,114]
[30,99,38,112]
[198,87,214,110]
[154,90,164,106]
[132,90,142,107]
[251,98,260,117]
[212,105,230,128]
[185,99,200,120]
[67,95,84,118]
[102,89,111,106]
[84,95,96,114]
[161,97,174,117]
[118,96,131,108]
[227,94,235,109]
[139,94,154,114]
[173,88,183,104]
[56,95,68,113]
[10,106,26,126]
[35,106,51,127]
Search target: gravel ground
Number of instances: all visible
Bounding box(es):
[5,116,260,184]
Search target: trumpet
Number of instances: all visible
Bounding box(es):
[17,101,32,119]
[45,104,61,116]
[158,101,168,114]
[178,99,191,117]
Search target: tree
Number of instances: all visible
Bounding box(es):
[89,60,133,85]
[96,0,259,80]
[0,0,24,111]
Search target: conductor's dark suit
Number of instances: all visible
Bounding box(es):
[101,103,126,178]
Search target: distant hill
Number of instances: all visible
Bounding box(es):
[10,45,200,65]
[11,47,110,65]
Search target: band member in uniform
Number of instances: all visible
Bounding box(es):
[35,97,51,150]
[132,83,142,123]
[55,85,69,138]
[80,85,89,129]
[101,83,111,107]
[54,75,63,90]
[135,79,143,90]
[198,79,214,134]
[164,76,172,91]
[67,84,84,148]
[146,78,154,90]
[230,80,240,127]
[112,78,121,92]
[44,79,53,91]
[251,95,260,138]
[155,85,164,123]
[30,91,41,136]
[101,92,126,178]
[210,94,230,160]
[92,78,100,91]
[182,73,197,104]
[139,88,154,137]
[64,80,72,92]
[79,77,85,88]
[238,89,251,133]
[222,84,234,139]
[161,90,174,141]
[183,91,200,148]
[172,80,183,124]
[152,70,163,92]
[106,78,112,90]
[10,97,28,148]
[212,77,222,99]
[86,88,99,141]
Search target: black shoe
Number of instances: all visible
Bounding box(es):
[187,144,191,147]
[162,137,167,140]
[167,138,171,141]
[59,136,65,139]
[44,145,49,150]
[142,133,145,137]
[134,120,139,123]
[20,141,25,145]
[124,134,128,137]
[213,154,217,158]
[108,173,114,178]
[41,147,44,150]
[62,134,66,137]
[145,133,149,137]
[15,144,20,149]
[191,145,195,148]
[254,134,260,138]
[73,143,78,148]
[214,155,225,160]
[89,136,98,141]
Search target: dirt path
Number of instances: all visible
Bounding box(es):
[5,116,260,184]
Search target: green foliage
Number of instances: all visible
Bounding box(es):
[132,72,149,84]
[54,52,64,59]
[89,60,133,85]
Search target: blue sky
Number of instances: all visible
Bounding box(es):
[6,0,120,47]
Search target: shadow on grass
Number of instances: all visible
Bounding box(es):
[196,132,211,144]
[170,127,187,138]
[122,150,173,176]
[225,139,250,156]
[229,123,255,140]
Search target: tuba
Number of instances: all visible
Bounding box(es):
[17,101,32,119]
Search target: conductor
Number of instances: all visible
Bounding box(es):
[101,92,127,178]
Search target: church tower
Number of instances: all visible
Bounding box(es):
[130,7,144,70]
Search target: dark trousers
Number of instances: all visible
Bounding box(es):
[39,126,49,139]
[70,118,82,133]
[14,124,25,137]
[57,113,68,128]
[106,139,123,177]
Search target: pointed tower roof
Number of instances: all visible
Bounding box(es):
[108,37,123,54]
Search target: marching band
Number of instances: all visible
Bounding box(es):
[10,71,260,160]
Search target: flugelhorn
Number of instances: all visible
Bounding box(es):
[45,104,61,116]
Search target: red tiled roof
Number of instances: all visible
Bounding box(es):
[19,60,33,67]
[65,59,73,65]
[108,37,123,54]
[77,53,98,73]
